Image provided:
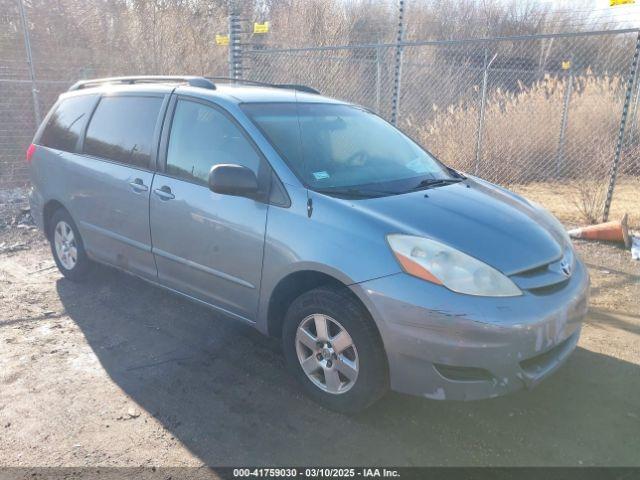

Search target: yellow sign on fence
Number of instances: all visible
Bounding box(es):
[215,34,229,46]
[254,22,270,34]
[610,0,635,6]
[562,60,571,70]
[216,34,229,45]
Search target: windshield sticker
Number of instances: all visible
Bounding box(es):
[312,171,330,180]
[406,158,430,174]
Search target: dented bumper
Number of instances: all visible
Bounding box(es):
[351,258,589,401]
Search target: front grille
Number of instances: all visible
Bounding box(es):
[527,280,570,296]
[510,248,574,292]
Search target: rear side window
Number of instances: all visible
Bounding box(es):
[84,95,163,169]
[39,94,97,152]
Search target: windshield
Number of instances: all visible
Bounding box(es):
[241,103,453,197]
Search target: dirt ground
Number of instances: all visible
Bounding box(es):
[513,176,640,230]
[0,224,639,468]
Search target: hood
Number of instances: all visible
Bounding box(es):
[348,177,563,275]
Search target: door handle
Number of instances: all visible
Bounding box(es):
[129,178,149,193]
[153,185,175,200]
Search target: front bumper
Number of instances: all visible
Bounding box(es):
[351,258,589,401]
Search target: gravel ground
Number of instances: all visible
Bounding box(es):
[0,225,639,467]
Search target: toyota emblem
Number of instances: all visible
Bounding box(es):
[560,259,572,277]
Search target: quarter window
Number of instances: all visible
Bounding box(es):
[166,99,261,185]
[39,94,98,152]
[84,95,163,168]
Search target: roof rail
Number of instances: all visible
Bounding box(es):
[206,76,320,95]
[68,76,216,92]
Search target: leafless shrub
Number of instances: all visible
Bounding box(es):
[571,179,608,225]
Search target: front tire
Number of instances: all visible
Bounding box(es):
[49,208,91,281]
[282,286,388,413]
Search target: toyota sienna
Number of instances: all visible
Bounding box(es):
[27,76,590,413]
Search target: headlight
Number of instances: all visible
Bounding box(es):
[387,235,522,297]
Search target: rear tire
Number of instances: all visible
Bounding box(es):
[282,285,388,413]
[49,208,91,281]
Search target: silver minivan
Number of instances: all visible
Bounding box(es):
[28,76,589,413]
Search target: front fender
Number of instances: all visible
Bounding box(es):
[255,184,401,333]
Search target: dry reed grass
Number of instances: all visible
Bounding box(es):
[410,73,630,184]
[404,73,639,226]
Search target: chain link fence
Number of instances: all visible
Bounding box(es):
[246,30,640,182]
[245,29,640,222]
[0,0,229,195]
[1,0,639,223]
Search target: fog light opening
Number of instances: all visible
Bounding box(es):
[434,364,495,383]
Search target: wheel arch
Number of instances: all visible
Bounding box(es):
[42,199,67,239]
[266,269,376,340]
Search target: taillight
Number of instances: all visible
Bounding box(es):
[26,143,36,162]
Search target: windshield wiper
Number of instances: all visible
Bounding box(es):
[446,166,467,179]
[314,187,395,199]
[412,178,462,191]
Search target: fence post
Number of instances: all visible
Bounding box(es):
[390,0,405,125]
[555,63,573,178]
[375,43,382,114]
[474,49,496,175]
[17,0,41,125]
[603,31,640,222]
[228,0,242,80]
[627,60,640,145]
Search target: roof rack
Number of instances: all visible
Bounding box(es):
[206,76,320,95]
[68,76,216,92]
[67,75,320,95]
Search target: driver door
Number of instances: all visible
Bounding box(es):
[149,96,270,322]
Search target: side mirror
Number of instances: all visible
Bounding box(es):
[208,164,260,199]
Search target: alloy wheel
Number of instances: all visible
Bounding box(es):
[54,220,78,270]
[295,313,359,394]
